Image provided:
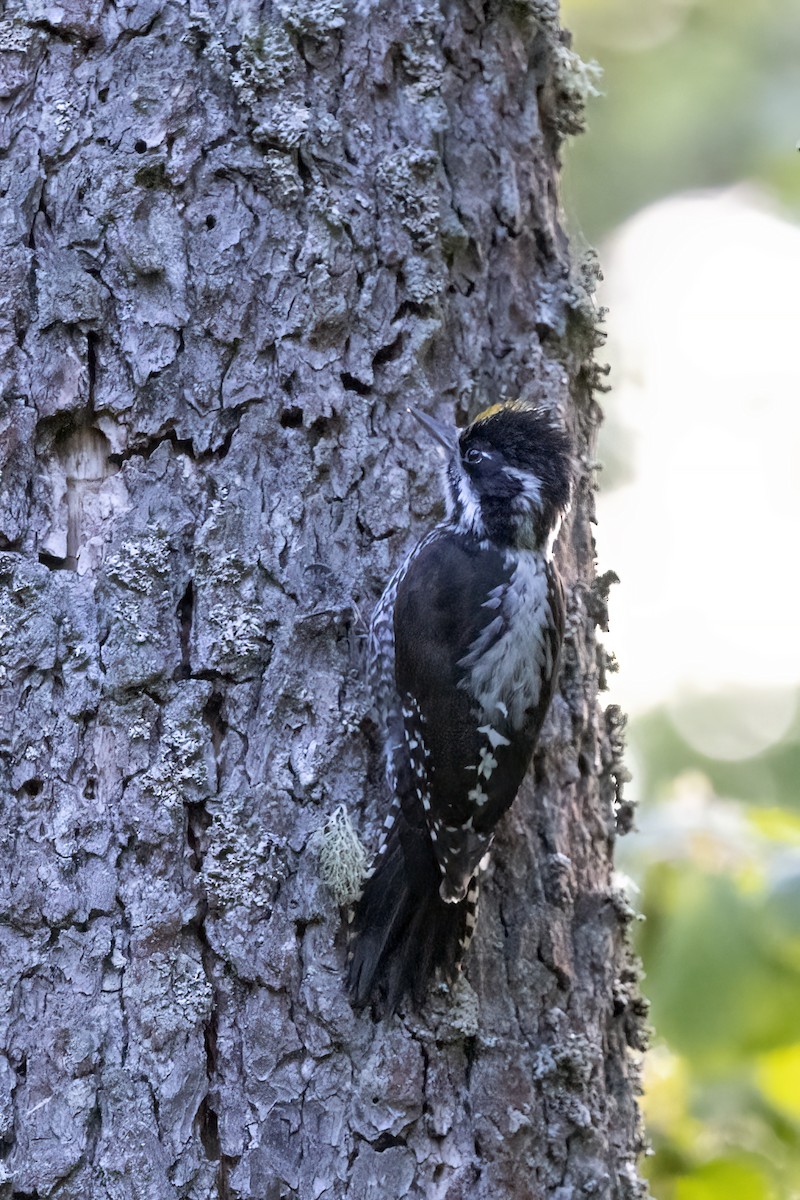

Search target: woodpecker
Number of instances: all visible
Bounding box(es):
[347,400,572,1014]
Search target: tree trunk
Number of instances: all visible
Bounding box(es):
[0,1,646,1197]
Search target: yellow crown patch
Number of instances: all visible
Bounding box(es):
[472,399,539,425]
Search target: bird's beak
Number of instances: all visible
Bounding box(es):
[408,408,458,457]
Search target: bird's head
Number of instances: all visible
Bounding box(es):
[412,400,573,552]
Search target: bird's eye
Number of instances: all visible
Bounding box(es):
[464,447,484,465]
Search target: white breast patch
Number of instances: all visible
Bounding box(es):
[458,550,553,729]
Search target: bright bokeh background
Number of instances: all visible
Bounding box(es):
[560,1,800,1196]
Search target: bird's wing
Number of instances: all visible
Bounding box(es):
[392,531,536,900]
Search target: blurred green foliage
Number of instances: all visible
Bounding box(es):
[634,699,800,815]
[560,0,800,1195]
[619,766,800,1198]
[562,0,800,241]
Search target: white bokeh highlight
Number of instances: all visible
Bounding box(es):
[596,188,800,756]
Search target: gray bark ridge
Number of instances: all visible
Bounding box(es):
[0,0,646,1197]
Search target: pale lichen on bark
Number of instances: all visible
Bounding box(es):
[0,0,645,1196]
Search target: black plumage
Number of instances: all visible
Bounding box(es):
[347,402,571,1015]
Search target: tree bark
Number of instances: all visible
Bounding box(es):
[0,1,646,1197]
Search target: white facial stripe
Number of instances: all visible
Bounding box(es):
[454,468,486,538]
[506,466,543,511]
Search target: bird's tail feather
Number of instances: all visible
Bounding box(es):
[347,814,477,1015]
